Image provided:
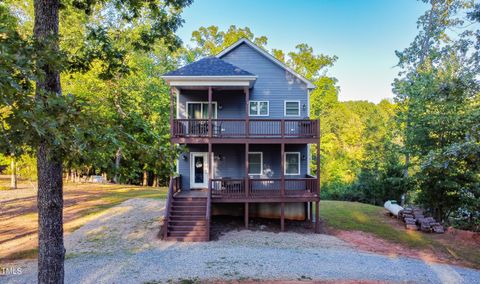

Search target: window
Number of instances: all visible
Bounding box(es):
[249,101,269,116]
[248,152,263,175]
[284,101,300,116]
[285,152,300,175]
[186,102,217,119]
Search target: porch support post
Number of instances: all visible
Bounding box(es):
[245,203,249,229]
[280,143,285,197]
[170,87,175,137]
[208,142,212,185]
[245,87,249,137]
[280,202,285,231]
[245,143,249,199]
[208,86,212,137]
[315,141,320,233]
[316,141,320,196]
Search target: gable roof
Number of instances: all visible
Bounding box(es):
[216,38,316,89]
[163,56,255,77]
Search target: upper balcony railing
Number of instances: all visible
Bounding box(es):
[173,119,319,139]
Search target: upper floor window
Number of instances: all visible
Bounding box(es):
[285,152,300,175]
[249,101,269,116]
[284,101,300,116]
[187,102,217,119]
[248,152,263,175]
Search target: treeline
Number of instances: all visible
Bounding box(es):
[1,1,479,231]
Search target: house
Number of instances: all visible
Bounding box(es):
[161,38,320,241]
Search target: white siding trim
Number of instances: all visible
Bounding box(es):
[284,100,301,117]
[285,152,301,175]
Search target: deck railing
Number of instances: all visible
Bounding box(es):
[173,119,319,138]
[161,175,182,239]
[210,177,317,199]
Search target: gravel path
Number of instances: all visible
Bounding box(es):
[2,198,480,283]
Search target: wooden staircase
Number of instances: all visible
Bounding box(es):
[165,196,209,241]
[162,176,211,242]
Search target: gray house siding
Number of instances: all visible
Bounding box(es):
[220,43,309,119]
[178,144,308,190]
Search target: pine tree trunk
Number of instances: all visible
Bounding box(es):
[10,159,17,189]
[34,0,65,283]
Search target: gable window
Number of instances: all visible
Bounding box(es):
[285,152,300,175]
[249,101,269,116]
[248,152,263,175]
[284,101,300,116]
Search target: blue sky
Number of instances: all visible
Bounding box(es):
[175,0,429,103]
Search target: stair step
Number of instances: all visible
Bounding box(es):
[168,231,208,237]
[173,196,207,202]
[173,202,207,205]
[168,220,207,226]
[165,236,209,242]
[170,215,206,221]
[172,205,207,212]
[171,211,206,217]
[168,225,207,231]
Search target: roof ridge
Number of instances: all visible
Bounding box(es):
[163,56,255,77]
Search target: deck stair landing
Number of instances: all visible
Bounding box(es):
[165,195,209,242]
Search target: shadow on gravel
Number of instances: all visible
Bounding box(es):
[210,215,327,240]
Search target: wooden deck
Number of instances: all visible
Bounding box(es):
[172,119,319,142]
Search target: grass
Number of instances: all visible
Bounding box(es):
[0,178,167,261]
[319,200,435,248]
[320,200,480,268]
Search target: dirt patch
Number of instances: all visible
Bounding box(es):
[445,227,480,245]
[210,215,326,240]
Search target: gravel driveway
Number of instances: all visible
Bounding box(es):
[2,198,480,283]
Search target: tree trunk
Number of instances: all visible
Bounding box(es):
[34,0,65,283]
[143,170,148,186]
[10,159,17,189]
[113,148,122,183]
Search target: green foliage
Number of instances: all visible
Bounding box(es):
[393,0,480,229]
[1,0,191,185]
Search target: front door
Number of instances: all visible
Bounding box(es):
[190,152,209,189]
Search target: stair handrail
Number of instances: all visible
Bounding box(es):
[206,179,212,240]
[162,176,175,240]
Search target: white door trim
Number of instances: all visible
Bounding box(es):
[190,152,209,188]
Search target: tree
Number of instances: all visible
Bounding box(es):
[1,0,192,282]
[394,0,480,224]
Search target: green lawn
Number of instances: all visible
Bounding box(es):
[320,200,480,268]
[319,200,435,248]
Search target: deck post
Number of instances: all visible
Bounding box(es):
[280,202,285,231]
[170,87,174,137]
[316,141,320,196]
[208,86,212,137]
[245,143,249,199]
[245,87,249,137]
[315,141,320,233]
[280,143,285,197]
[208,142,212,183]
[245,202,249,229]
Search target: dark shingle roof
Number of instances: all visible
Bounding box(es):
[163,57,254,77]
